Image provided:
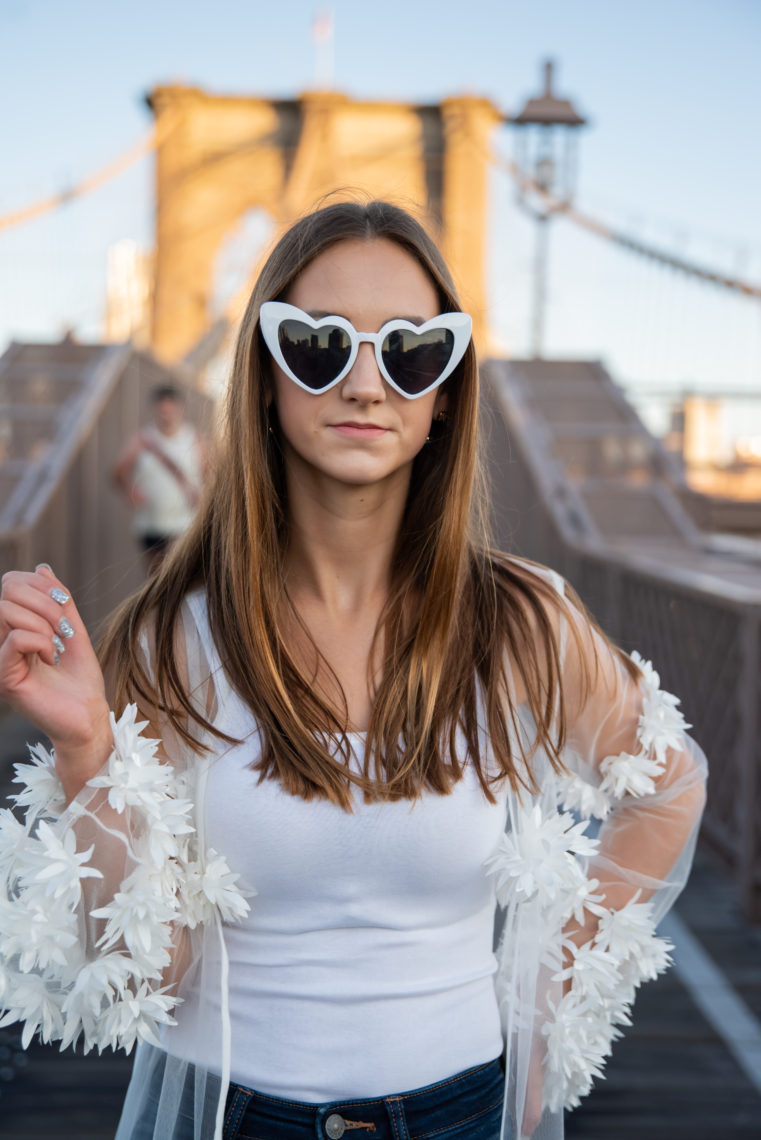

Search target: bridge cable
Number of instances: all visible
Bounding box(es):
[0,115,177,234]
[485,141,761,301]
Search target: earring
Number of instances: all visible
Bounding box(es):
[436,410,448,423]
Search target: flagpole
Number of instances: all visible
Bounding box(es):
[313,8,335,88]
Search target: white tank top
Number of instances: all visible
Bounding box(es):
[204,684,506,1101]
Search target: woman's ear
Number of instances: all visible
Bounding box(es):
[433,389,449,419]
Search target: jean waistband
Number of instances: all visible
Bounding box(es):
[223,1058,505,1140]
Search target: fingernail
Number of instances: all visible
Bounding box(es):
[50,588,70,605]
[36,562,52,572]
[53,652,60,666]
[52,634,65,655]
[58,618,75,639]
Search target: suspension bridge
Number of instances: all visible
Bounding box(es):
[0,81,760,1140]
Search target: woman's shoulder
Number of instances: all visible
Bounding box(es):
[486,553,611,686]
[180,584,210,626]
[486,551,568,618]
[125,585,217,695]
[497,553,565,592]
[126,584,207,651]
[177,587,221,667]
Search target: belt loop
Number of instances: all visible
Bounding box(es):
[223,1085,255,1140]
[384,1096,408,1140]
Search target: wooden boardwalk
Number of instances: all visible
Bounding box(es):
[2,714,760,1139]
[567,849,761,1139]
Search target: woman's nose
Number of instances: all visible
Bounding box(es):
[340,343,387,403]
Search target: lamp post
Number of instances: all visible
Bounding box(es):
[510,60,587,358]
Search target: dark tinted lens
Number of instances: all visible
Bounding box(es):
[381,327,455,395]
[278,320,352,390]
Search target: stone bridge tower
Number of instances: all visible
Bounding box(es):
[147,86,503,362]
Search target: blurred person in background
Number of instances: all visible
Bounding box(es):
[112,384,211,573]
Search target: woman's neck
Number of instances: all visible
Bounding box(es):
[282,458,410,615]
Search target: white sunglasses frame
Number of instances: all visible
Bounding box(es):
[259,301,472,399]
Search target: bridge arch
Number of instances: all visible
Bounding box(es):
[146,86,502,362]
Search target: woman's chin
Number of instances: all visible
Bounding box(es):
[291,449,416,491]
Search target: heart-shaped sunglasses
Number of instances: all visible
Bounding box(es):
[259,302,472,399]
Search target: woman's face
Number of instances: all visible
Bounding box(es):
[268,237,448,491]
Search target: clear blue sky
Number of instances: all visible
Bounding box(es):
[1,0,760,432]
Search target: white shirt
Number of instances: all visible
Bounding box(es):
[132,423,202,537]
[0,573,708,1140]
[205,720,506,1099]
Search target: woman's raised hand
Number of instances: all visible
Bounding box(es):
[0,564,112,799]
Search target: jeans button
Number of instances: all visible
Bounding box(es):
[325,1115,346,1139]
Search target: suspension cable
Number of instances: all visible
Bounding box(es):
[0,116,176,234]
[492,148,761,300]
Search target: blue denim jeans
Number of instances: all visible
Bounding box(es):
[223,1059,508,1140]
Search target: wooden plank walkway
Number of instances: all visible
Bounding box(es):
[0,1036,130,1139]
[2,714,760,1139]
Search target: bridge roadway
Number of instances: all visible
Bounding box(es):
[1,713,760,1140]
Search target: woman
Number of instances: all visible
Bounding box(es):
[0,200,707,1140]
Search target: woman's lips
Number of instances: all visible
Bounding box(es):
[331,423,389,438]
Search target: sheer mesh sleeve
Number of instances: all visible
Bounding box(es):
[0,593,249,1059]
[484,570,707,1139]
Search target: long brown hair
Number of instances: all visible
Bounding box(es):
[100,198,633,809]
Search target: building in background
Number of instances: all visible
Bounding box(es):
[665,395,761,501]
[104,239,153,347]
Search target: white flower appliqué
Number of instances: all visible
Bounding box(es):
[88,712,178,816]
[29,822,103,905]
[557,773,613,821]
[559,652,690,816]
[484,804,598,912]
[491,653,690,1115]
[0,703,251,1055]
[178,849,253,929]
[599,749,665,799]
[630,652,690,751]
[11,744,66,820]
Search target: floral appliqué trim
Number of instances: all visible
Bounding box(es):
[0,705,250,1053]
[484,653,689,1113]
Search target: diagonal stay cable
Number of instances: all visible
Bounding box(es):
[481,131,761,301]
[0,114,178,235]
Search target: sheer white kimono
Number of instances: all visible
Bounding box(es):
[0,566,708,1140]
